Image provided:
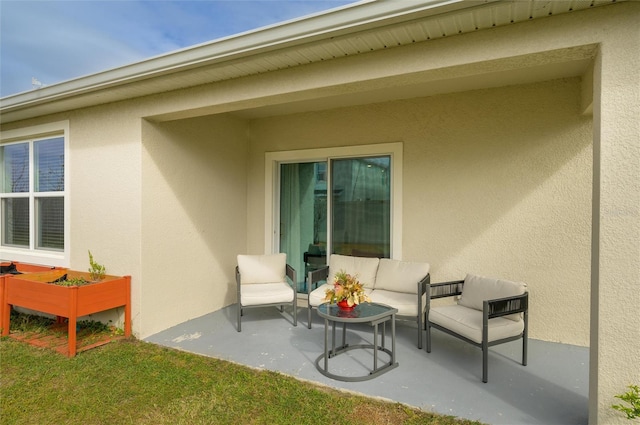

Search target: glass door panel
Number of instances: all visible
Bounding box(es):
[279,162,327,292]
[331,156,390,258]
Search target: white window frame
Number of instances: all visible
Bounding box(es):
[265,142,403,259]
[0,121,70,267]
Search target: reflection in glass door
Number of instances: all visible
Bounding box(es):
[279,162,327,292]
[331,156,390,258]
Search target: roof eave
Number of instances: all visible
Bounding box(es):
[0,0,490,121]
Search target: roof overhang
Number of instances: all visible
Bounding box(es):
[0,0,615,124]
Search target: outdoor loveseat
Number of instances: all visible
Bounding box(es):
[307,254,431,348]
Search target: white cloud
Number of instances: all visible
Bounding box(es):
[0,0,357,97]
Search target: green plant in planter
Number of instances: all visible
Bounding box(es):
[55,277,91,287]
[612,384,640,420]
[88,250,106,281]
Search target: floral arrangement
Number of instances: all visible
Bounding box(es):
[324,270,371,307]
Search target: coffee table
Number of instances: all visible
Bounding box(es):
[315,302,398,381]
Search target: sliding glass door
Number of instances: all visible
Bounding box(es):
[279,155,391,292]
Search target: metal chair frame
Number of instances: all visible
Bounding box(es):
[425,279,528,383]
[235,264,297,332]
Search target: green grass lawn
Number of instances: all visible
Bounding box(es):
[1,334,484,424]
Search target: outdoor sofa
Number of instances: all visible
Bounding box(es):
[307,254,431,349]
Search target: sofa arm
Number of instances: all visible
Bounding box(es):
[285,264,296,286]
[484,292,528,319]
[427,279,464,299]
[307,265,329,295]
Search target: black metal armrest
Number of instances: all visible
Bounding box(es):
[485,292,528,319]
[285,264,297,286]
[427,279,464,299]
[307,265,329,295]
[418,273,431,296]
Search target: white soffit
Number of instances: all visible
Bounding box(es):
[0,0,618,123]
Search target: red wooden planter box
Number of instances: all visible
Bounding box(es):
[0,262,63,333]
[2,270,131,357]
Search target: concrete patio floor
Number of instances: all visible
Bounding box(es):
[145,305,589,425]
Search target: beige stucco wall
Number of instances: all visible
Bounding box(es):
[0,103,145,331]
[590,10,640,423]
[247,78,593,346]
[140,115,248,338]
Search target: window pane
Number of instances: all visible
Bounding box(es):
[35,137,64,192]
[2,198,29,247]
[1,143,29,193]
[36,197,64,250]
[331,156,391,258]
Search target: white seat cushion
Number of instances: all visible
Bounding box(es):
[327,254,379,289]
[375,259,430,294]
[308,283,332,307]
[237,253,286,284]
[240,282,294,306]
[458,274,526,321]
[370,289,426,317]
[429,305,525,344]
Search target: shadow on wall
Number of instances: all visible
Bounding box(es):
[140,114,250,332]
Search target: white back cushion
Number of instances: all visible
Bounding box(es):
[328,254,379,289]
[237,254,286,284]
[458,274,527,319]
[375,259,430,294]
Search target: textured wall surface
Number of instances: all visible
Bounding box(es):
[140,115,248,338]
[248,78,592,346]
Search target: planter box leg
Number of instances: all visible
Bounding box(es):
[124,276,132,337]
[68,286,78,357]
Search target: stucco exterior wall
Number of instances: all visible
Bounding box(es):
[247,78,592,346]
[590,10,640,422]
[0,104,144,331]
[140,115,248,338]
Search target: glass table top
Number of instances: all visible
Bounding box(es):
[317,302,397,323]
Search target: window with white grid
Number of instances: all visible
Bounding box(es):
[1,132,66,261]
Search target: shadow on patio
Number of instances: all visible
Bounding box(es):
[145,305,588,425]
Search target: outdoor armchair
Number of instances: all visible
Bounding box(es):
[235,253,297,332]
[425,274,528,383]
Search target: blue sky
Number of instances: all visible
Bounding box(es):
[0,0,358,98]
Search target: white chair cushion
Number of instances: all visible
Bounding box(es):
[458,274,526,321]
[237,253,286,284]
[309,283,374,307]
[240,282,294,306]
[327,254,380,289]
[375,259,430,294]
[308,283,332,307]
[429,305,525,344]
[370,289,426,317]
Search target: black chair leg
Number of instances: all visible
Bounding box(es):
[482,341,488,383]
